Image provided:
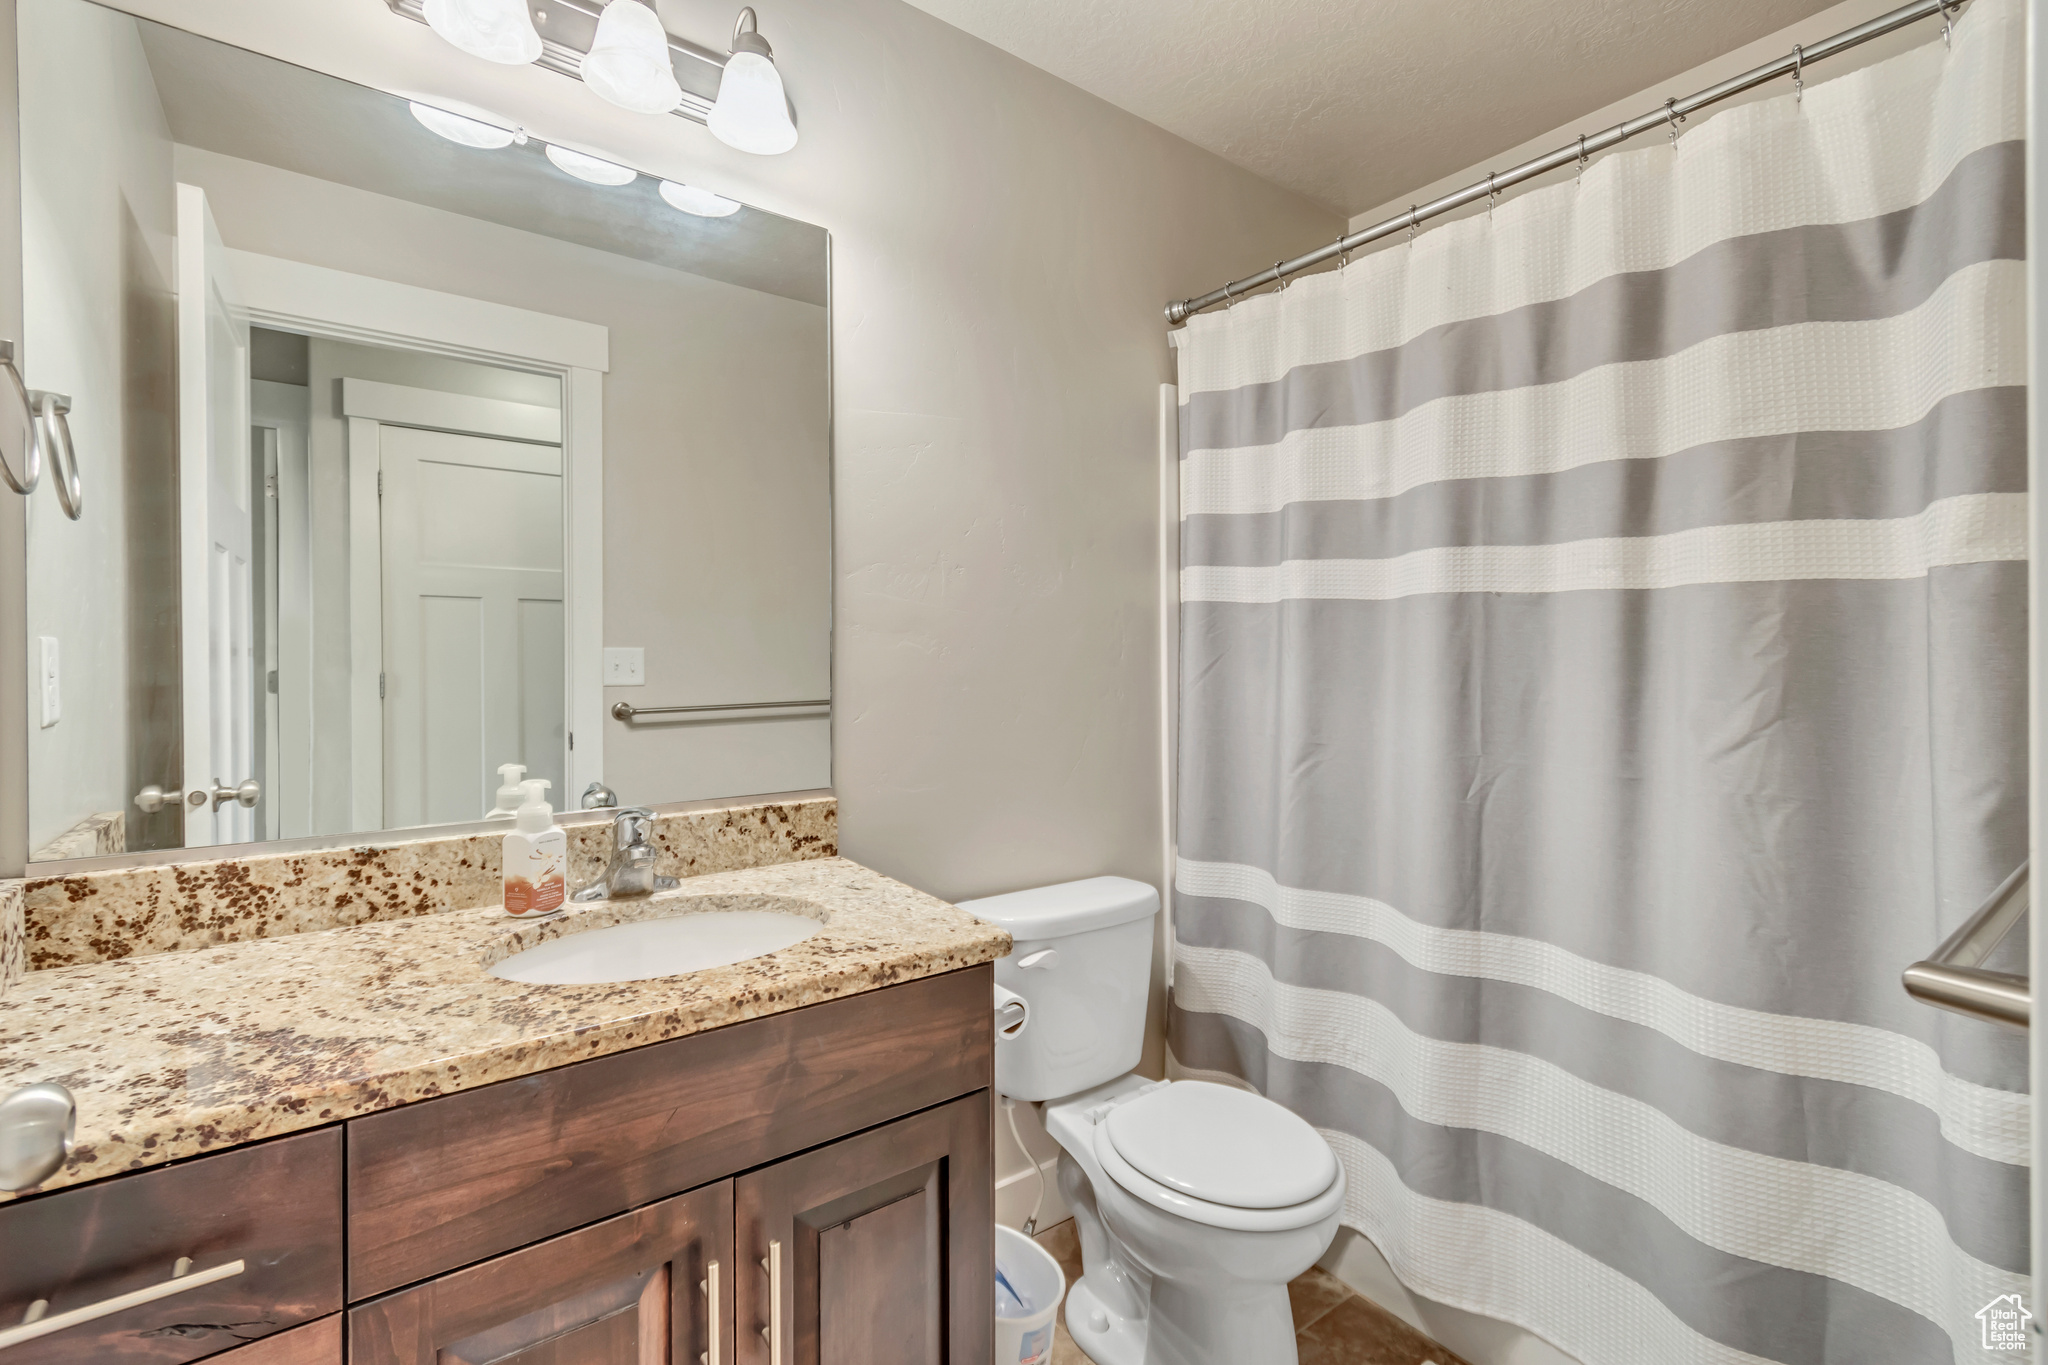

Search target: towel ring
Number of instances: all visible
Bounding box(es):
[0,341,40,496]
[32,391,79,520]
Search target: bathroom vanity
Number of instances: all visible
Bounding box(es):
[0,812,1013,1365]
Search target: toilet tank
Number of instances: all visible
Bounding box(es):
[958,877,1158,1102]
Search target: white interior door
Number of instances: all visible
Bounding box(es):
[176,184,254,847]
[379,425,565,827]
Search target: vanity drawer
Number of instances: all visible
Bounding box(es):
[346,964,993,1300]
[0,1127,343,1365]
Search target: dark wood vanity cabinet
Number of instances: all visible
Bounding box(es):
[0,1128,343,1365]
[735,1093,991,1365]
[5,967,996,1365]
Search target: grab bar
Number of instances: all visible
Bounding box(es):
[610,699,829,721]
[1902,861,2030,1029]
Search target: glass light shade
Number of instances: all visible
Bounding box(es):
[545,144,638,185]
[410,102,520,149]
[659,181,741,217]
[581,0,682,115]
[708,50,797,154]
[423,0,542,65]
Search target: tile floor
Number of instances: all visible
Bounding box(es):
[1032,1220,1471,1365]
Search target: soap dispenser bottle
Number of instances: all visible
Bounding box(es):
[502,779,567,916]
[485,763,527,820]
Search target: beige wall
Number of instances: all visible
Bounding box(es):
[172,144,833,817]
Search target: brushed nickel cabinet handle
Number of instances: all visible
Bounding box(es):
[0,1258,244,1350]
[700,1258,720,1365]
[757,1240,783,1365]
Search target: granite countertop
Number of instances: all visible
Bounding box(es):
[0,856,1010,1200]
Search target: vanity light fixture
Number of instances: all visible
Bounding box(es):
[545,143,638,185]
[708,7,797,154]
[410,101,526,148]
[581,0,683,115]
[658,181,741,217]
[422,0,542,64]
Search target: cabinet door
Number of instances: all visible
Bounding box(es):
[735,1092,991,1365]
[348,1180,732,1365]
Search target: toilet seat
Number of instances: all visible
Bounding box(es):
[1091,1082,1346,1233]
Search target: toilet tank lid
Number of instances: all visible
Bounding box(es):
[957,876,1159,937]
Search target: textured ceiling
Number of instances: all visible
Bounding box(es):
[900,0,1845,214]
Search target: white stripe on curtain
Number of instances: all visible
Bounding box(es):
[1177,858,2027,1166]
[1182,491,2025,602]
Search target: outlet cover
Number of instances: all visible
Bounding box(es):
[603,647,645,686]
[38,636,59,728]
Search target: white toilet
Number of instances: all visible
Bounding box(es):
[961,877,1346,1365]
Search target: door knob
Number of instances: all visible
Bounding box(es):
[0,1082,75,1191]
[187,779,260,811]
[133,783,172,813]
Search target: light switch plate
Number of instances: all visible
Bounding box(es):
[603,647,645,686]
[37,636,59,728]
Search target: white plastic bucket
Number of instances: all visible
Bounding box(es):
[995,1225,1065,1365]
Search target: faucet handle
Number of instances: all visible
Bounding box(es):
[611,806,657,848]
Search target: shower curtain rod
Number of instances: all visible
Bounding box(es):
[1165,0,1961,324]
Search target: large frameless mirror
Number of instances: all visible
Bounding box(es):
[16,0,831,865]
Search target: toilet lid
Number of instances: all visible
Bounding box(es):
[1102,1081,1337,1210]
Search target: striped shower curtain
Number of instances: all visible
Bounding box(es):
[1167,4,2028,1363]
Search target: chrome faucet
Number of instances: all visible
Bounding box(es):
[574,807,679,902]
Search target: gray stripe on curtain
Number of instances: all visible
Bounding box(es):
[1174,1007,1959,1365]
[1180,140,2022,456]
[1180,569,2028,1047]
[1174,897,2026,1270]
[1183,386,2025,566]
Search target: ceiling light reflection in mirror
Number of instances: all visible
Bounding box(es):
[409,101,524,148]
[546,144,637,185]
[659,181,740,218]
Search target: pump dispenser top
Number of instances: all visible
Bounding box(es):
[516,778,553,831]
[486,764,527,819]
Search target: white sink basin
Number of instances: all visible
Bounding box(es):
[489,901,825,985]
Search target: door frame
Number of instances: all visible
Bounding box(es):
[223,248,609,833]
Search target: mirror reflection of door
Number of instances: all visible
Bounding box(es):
[362,390,566,828]
[175,182,255,848]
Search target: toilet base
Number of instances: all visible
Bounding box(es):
[1062,1278,1148,1365]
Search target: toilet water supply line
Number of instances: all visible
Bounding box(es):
[1003,1096,1049,1236]
[1163,0,1966,322]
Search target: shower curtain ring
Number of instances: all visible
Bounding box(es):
[1487,171,1498,220]
[1941,0,1960,47]
[1223,279,1237,309]
[1408,205,1421,243]
[1576,134,1589,185]
[1274,262,1289,292]
[1665,97,1686,144]
[1792,44,1804,103]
